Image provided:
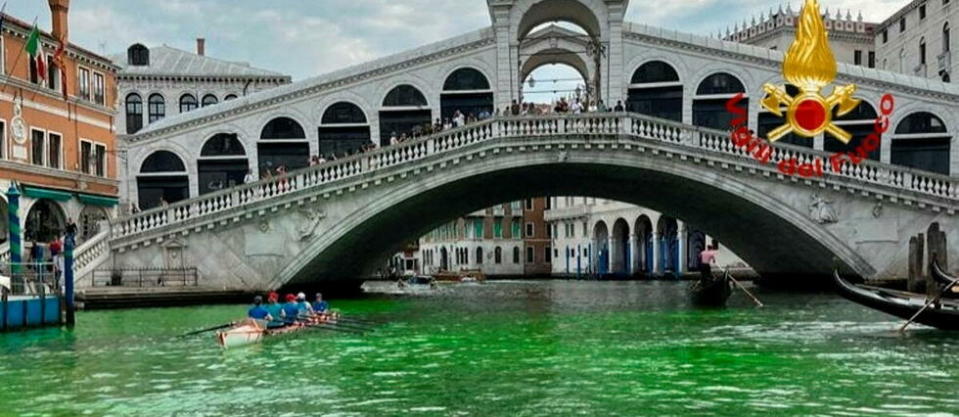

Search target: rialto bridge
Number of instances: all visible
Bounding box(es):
[67,0,959,289]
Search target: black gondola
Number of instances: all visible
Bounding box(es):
[931,262,959,289]
[833,270,959,330]
[689,269,732,307]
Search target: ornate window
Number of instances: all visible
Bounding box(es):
[148,94,165,123]
[125,93,143,134]
[128,44,149,66]
[693,72,747,130]
[202,94,219,107]
[180,94,198,113]
[628,61,682,122]
[383,84,428,107]
[443,68,491,91]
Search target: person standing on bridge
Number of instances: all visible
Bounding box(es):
[614,100,625,112]
[699,245,719,281]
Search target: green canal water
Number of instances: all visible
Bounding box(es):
[1,280,958,417]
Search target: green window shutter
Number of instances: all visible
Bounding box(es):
[474,219,484,239]
[493,220,502,238]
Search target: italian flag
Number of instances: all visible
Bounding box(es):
[24,23,46,82]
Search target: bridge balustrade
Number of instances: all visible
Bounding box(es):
[111,112,959,243]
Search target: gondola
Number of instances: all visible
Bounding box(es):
[930,261,959,292]
[833,270,959,330]
[689,268,732,307]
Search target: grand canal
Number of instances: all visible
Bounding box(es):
[1,280,957,416]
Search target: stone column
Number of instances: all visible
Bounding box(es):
[605,4,626,107]
[492,8,515,110]
[652,232,661,274]
[677,221,687,274]
[629,233,640,275]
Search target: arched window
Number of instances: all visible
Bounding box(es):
[825,101,880,159]
[627,61,682,122]
[147,93,165,123]
[693,73,747,130]
[140,150,186,173]
[137,151,189,209]
[513,247,521,264]
[476,247,484,265]
[258,117,309,173]
[319,102,371,158]
[199,134,248,195]
[443,68,491,91]
[380,84,431,146]
[180,94,198,113]
[127,44,149,66]
[224,94,238,101]
[202,94,219,107]
[125,93,143,134]
[441,68,494,121]
[495,246,503,264]
[261,117,306,139]
[383,84,428,107]
[892,112,951,175]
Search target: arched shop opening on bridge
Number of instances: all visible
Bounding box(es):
[318,102,371,159]
[694,72,748,131]
[379,84,430,146]
[627,60,683,122]
[520,20,593,106]
[199,133,248,195]
[259,117,309,174]
[440,68,494,121]
[521,62,588,106]
[892,112,952,175]
[137,150,189,210]
[825,101,881,159]
[758,84,806,147]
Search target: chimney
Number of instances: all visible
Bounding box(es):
[196,38,206,56]
[48,0,70,41]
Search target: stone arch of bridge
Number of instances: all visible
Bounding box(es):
[272,149,875,288]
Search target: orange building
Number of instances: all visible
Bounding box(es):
[1,0,120,246]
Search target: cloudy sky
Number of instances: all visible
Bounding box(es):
[6,0,908,83]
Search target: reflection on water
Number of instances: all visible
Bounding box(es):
[0,280,957,417]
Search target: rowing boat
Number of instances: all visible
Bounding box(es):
[215,313,337,348]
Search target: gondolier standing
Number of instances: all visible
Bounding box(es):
[699,245,719,281]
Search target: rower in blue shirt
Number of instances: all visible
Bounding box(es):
[281,294,301,324]
[247,296,273,326]
[313,292,329,313]
[295,292,314,317]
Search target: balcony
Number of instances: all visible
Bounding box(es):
[938,51,952,74]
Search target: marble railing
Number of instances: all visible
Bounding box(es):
[0,242,9,264]
[111,112,959,242]
[74,230,111,284]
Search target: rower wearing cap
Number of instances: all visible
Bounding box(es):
[247,296,273,326]
[313,293,329,314]
[281,294,301,324]
[264,292,284,328]
[296,292,314,318]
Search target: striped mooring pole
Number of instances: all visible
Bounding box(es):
[64,232,75,326]
[6,183,21,279]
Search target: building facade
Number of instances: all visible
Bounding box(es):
[419,201,526,276]
[112,40,290,211]
[0,1,120,249]
[875,0,955,82]
[547,198,748,277]
[523,197,552,276]
[725,5,877,68]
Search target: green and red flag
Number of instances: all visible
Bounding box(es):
[24,23,47,82]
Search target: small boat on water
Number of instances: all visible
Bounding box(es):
[216,314,338,348]
[432,269,486,282]
[689,269,732,307]
[833,270,959,330]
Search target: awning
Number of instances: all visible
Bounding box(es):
[21,186,72,202]
[77,193,119,207]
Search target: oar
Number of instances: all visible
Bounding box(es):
[293,316,371,332]
[180,322,235,337]
[728,272,764,308]
[899,275,959,332]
